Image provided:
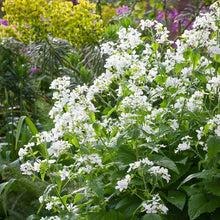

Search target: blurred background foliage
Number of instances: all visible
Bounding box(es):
[0,0,218,219]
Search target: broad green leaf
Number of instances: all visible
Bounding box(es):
[88,112,96,123]
[152,155,179,174]
[205,182,220,196]
[151,42,159,51]
[88,210,124,220]
[164,190,186,211]
[89,178,104,200]
[115,196,141,219]
[117,145,136,164]
[142,214,162,220]
[176,157,188,165]
[178,170,220,189]
[207,136,220,163]
[188,193,220,220]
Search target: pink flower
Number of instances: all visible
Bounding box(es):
[116,5,129,15]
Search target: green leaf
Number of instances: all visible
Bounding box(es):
[178,170,220,189]
[88,210,124,220]
[106,106,117,118]
[151,42,159,51]
[26,214,41,220]
[188,193,220,220]
[190,51,201,69]
[152,155,179,174]
[61,194,72,206]
[15,116,48,158]
[115,196,141,219]
[88,112,96,123]
[117,145,136,164]
[73,193,82,204]
[0,179,16,195]
[163,190,186,211]
[142,214,162,220]
[205,182,220,196]
[207,136,220,164]
[89,178,104,200]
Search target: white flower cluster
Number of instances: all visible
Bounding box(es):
[76,153,103,174]
[175,136,192,153]
[18,2,220,218]
[18,142,35,160]
[207,76,220,94]
[148,166,171,183]
[127,157,154,173]
[20,159,55,175]
[48,140,71,158]
[115,174,131,192]
[142,194,168,214]
[208,114,220,136]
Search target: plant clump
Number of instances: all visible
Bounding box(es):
[0,0,104,48]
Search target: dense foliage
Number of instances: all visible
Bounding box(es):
[0,0,220,219]
[1,0,104,47]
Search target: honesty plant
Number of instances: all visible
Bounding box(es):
[19,2,220,219]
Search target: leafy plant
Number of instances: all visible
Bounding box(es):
[16,2,220,219]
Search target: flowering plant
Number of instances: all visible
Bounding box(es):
[18,2,220,219]
[0,0,104,47]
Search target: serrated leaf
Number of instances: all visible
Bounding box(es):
[188,193,220,220]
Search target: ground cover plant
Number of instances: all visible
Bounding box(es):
[12,1,220,219]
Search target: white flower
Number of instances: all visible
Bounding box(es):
[33,161,41,172]
[169,119,179,131]
[115,174,131,192]
[140,19,155,30]
[20,161,33,175]
[175,142,191,153]
[45,202,53,210]
[127,161,141,172]
[78,165,93,174]
[48,140,71,157]
[148,166,170,182]
[196,127,204,140]
[187,91,204,112]
[142,194,168,214]
[142,157,154,166]
[59,169,69,181]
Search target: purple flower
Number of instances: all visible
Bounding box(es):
[29,67,39,77]
[31,67,39,73]
[116,5,129,15]
[0,19,8,26]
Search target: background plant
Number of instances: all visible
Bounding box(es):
[0,0,104,48]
